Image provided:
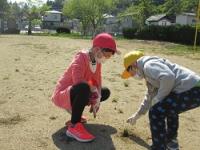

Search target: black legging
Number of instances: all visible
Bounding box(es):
[70,82,110,124]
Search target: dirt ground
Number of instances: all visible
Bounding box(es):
[0,35,200,150]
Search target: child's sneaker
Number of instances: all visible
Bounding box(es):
[166,137,179,150]
[66,122,95,142]
[65,116,87,128]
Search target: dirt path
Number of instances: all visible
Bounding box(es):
[0,35,200,150]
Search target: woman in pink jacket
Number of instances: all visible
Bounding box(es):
[52,33,119,142]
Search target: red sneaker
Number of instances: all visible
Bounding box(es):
[65,116,87,127]
[66,122,95,142]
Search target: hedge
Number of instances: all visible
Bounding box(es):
[56,27,71,34]
[123,25,200,45]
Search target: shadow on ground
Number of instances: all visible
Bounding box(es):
[52,124,117,150]
[128,134,151,150]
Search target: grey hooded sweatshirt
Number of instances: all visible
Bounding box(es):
[135,56,200,117]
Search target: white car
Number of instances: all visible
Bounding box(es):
[25,25,41,31]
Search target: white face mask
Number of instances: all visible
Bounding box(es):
[134,73,143,80]
[96,56,106,63]
[95,50,106,64]
[133,70,143,80]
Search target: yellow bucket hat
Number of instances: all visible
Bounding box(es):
[121,51,144,79]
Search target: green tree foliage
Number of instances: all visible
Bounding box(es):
[39,4,51,16]
[122,0,199,30]
[158,0,199,15]
[180,0,199,13]
[0,0,9,18]
[20,0,50,34]
[7,2,22,20]
[54,0,65,9]
[17,0,39,34]
[46,0,65,10]
[122,0,157,29]
[63,0,117,35]
[158,0,181,15]
[26,6,40,34]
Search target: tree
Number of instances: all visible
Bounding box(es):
[46,0,64,11]
[121,0,157,29]
[38,3,51,16]
[0,0,9,32]
[63,0,117,35]
[180,0,199,13]
[158,0,199,15]
[0,0,8,12]
[0,0,9,18]
[25,5,40,34]
[87,0,117,35]
[159,0,181,15]
[7,2,22,20]
[53,0,65,10]
[114,0,134,14]
[23,0,50,35]
[153,0,165,5]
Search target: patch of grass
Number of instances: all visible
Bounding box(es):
[15,42,32,46]
[14,58,21,61]
[0,114,25,125]
[33,32,125,40]
[112,97,118,103]
[33,32,92,40]
[33,44,47,50]
[118,109,123,114]
[0,101,7,105]
[3,76,9,80]
[49,116,57,120]
[164,44,200,55]
[121,128,129,137]
[124,81,129,87]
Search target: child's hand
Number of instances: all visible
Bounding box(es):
[127,113,140,125]
[93,99,100,118]
[88,86,100,105]
[89,97,100,118]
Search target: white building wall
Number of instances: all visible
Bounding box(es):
[186,16,196,25]
[149,22,159,26]
[176,15,196,25]
[176,15,187,25]
[158,19,171,26]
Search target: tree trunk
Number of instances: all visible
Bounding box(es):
[28,20,32,35]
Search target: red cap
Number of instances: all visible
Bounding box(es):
[93,33,117,53]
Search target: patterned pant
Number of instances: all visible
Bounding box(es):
[149,87,200,150]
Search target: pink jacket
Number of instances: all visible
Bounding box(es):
[51,50,102,111]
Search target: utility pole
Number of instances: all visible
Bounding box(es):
[194,0,200,50]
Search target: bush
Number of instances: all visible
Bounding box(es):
[56,27,71,34]
[123,25,200,45]
[122,28,137,39]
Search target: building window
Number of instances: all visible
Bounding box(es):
[54,15,57,20]
[161,21,167,26]
[192,19,196,23]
